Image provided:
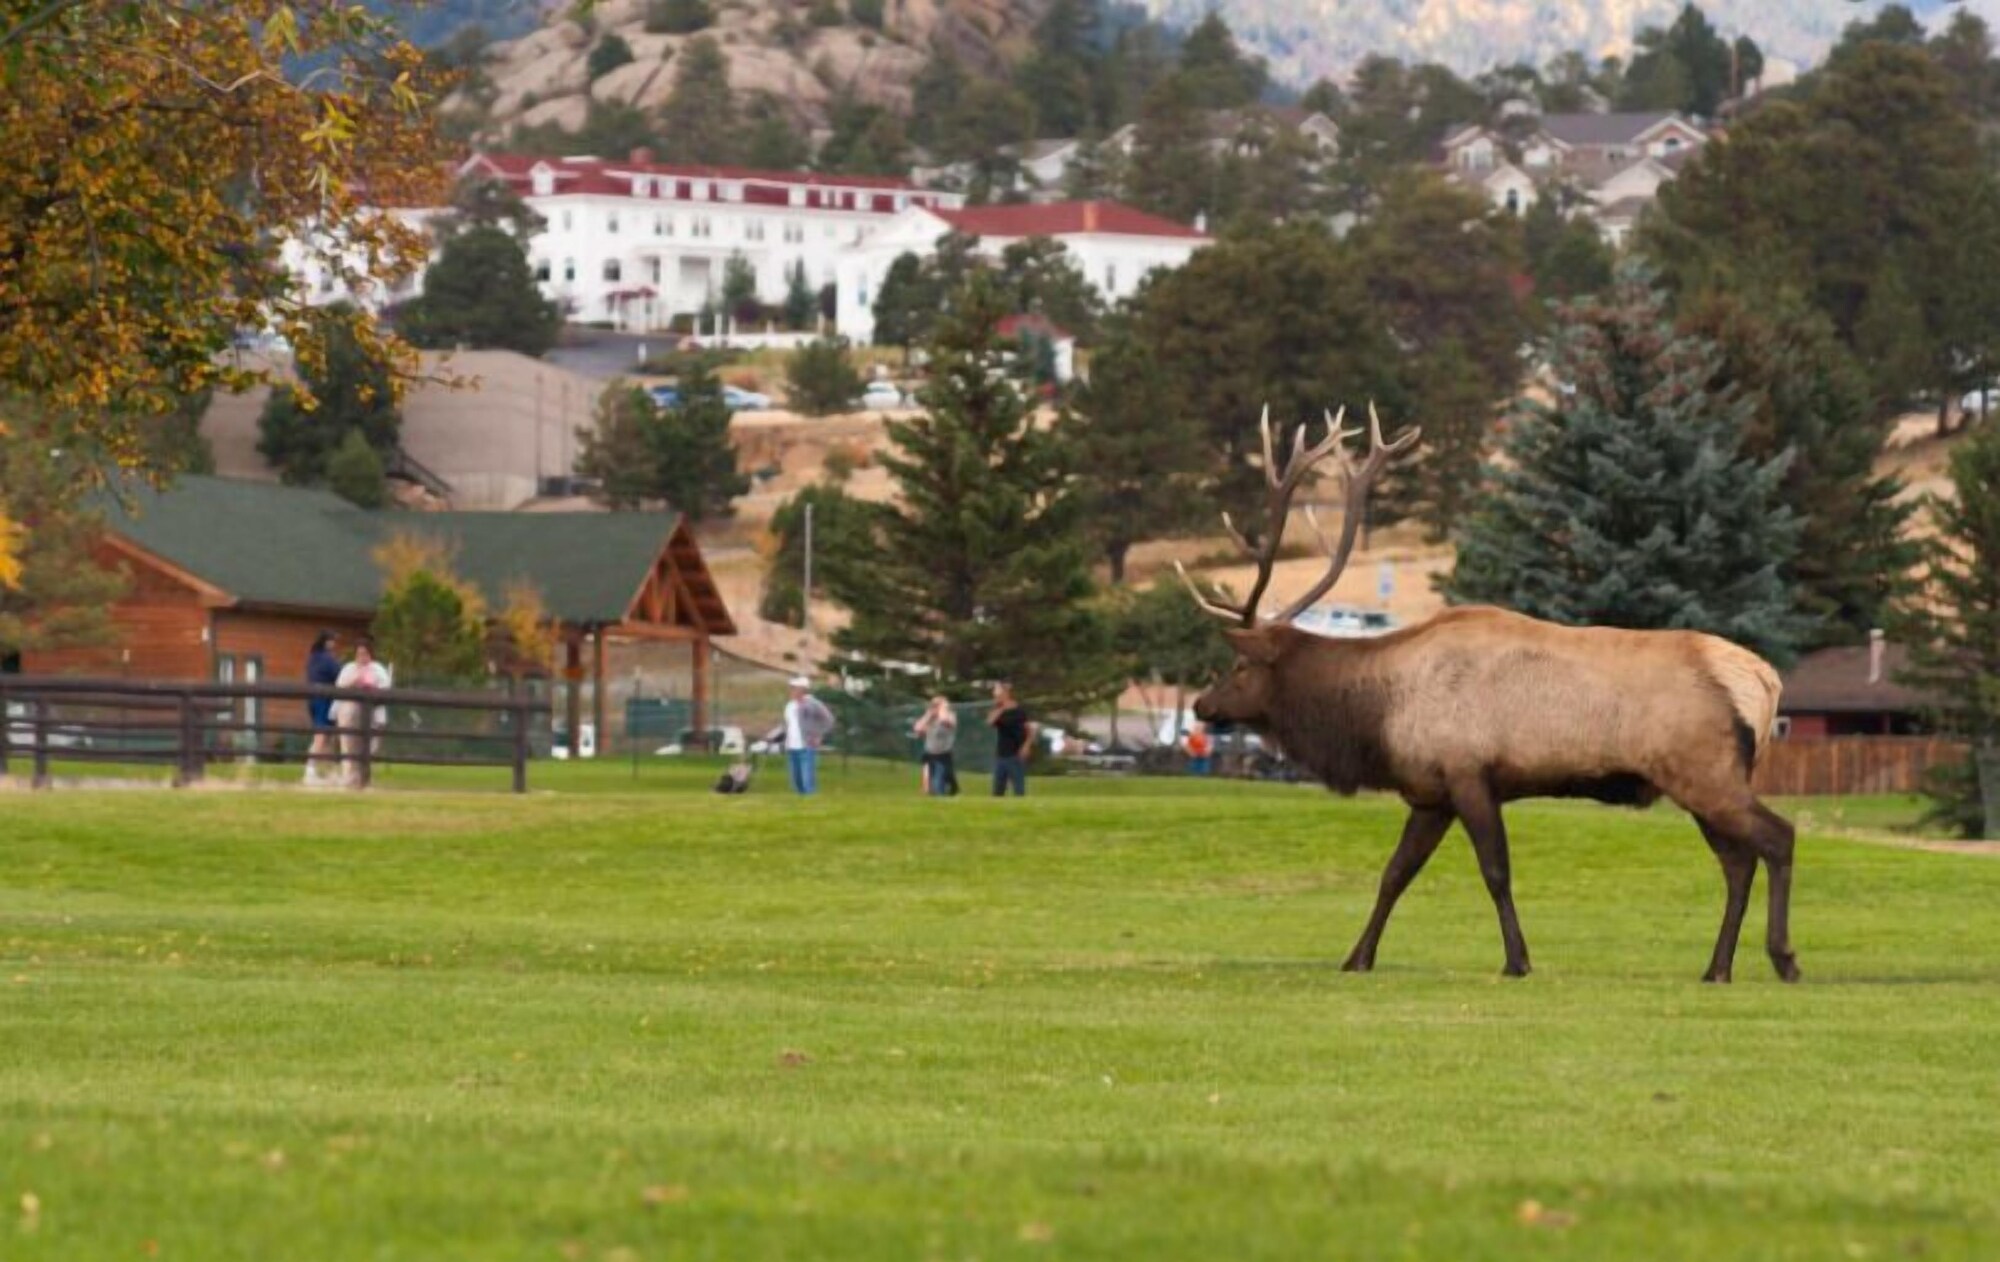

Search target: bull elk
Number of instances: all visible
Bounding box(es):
[1178,406,1798,983]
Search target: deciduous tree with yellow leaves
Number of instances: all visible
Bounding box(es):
[0,1,450,599]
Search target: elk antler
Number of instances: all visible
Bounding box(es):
[1267,403,1420,626]
[1177,403,1419,628]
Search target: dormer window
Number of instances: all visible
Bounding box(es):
[531,166,555,196]
[634,176,651,196]
[789,187,805,207]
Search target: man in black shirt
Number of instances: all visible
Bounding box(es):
[987,682,1035,797]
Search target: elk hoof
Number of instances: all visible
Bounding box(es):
[1702,968,1732,984]
[1340,953,1375,974]
[1772,952,1802,984]
[1502,961,1532,978]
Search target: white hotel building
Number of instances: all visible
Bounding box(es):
[288,151,1208,340]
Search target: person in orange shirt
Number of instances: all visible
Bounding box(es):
[1185,722,1213,776]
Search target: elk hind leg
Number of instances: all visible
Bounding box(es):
[1451,781,1531,977]
[1695,798,1800,984]
[1694,820,1756,984]
[1342,804,1454,973]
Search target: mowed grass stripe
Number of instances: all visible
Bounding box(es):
[3,773,1997,1259]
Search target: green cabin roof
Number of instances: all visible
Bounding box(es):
[96,476,728,632]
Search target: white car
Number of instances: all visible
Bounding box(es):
[1292,605,1398,639]
[860,381,904,410]
[721,385,772,411]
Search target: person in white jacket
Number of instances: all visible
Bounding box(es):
[766,676,836,796]
[331,641,390,788]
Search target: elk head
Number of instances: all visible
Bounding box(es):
[1180,404,1420,728]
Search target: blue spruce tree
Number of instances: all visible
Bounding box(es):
[1447,264,1814,664]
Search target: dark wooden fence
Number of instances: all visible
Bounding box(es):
[0,676,549,792]
[1753,736,1966,797]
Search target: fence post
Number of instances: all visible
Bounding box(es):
[176,690,200,787]
[356,700,376,792]
[1978,743,2000,842]
[32,697,51,789]
[512,686,531,795]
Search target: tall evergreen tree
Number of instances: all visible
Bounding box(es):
[575,383,656,510]
[1347,173,1528,535]
[1066,320,1208,583]
[1125,74,1215,225]
[759,481,869,627]
[397,224,559,356]
[826,274,1112,707]
[1176,12,1267,109]
[871,252,937,362]
[1447,266,1812,665]
[1015,0,1100,136]
[1681,290,1916,646]
[658,37,737,164]
[1896,418,2000,837]
[647,358,748,520]
[1127,221,1404,542]
[257,307,401,485]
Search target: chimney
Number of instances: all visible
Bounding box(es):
[629,146,654,166]
[1868,628,1886,685]
[1193,210,1208,233]
[1083,201,1099,232]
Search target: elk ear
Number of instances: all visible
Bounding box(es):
[1223,627,1284,665]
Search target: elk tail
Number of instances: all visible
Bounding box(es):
[1701,642,1784,774]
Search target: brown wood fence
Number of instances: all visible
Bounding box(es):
[0,676,549,792]
[1754,736,1966,797]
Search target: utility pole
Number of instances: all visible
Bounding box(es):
[801,502,814,649]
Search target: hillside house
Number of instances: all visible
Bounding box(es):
[1441,112,1706,241]
[21,478,734,757]
[836,200,1208,345]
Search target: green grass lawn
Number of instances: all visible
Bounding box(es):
[3,766,1997,1260]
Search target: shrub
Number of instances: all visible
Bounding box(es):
[785,337,865,416]
[646,0,714,35]
[587,33,634,81]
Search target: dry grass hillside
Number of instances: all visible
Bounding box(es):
[445,0,1050,141]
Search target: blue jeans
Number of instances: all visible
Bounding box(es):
[787,748,818,795]
[992,755,1026,797]
[923,753,957,796]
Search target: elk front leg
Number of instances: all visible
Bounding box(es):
[1451,781,1531,977]
[1342,804,1454,973]
[1695,820,1757,983]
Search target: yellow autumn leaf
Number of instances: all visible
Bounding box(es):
[0,511,21,590]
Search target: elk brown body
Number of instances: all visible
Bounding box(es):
[1181,406,1799,983]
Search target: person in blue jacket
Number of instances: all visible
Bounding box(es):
[304,631,341,785]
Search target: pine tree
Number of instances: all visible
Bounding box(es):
[871,252,938,361]
[759,482,868,627]
[783,260,816,330]
[1895,419,2000,837]
[257,307,401,485]
[658,37,736,165]
[1125,75,1214,225]
[647,358,748,520]
[827,274,1114,707]
[1682,290,1916,646]
[1067,321,1207,582]
[397,224,559,357]
[1176,12,1267,110]
[1447,265,1813,665]
[575,383,657,510]
[784,337,863,416]
[326,427,387,508]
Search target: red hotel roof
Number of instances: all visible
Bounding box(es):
[935,200,1207,240]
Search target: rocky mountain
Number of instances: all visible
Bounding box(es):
[1136,0,1996,85]
[442,0,1051,143]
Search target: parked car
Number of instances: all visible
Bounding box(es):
[1292,604,1397,639]
[722,385,771,411]
[646,385,681,409]
[860,381,904,410]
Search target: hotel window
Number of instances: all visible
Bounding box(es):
[1104,263,1117,294]
[783,221,803,243]
[649,258,662,284]
[746,220,765,241]
[533,258,550,282]
[563,258,576,282]
[607,211,619,234]
[561,210,572,231]
[603,259,622,282]
[634,177,651,196]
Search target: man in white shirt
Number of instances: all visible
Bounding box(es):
[770,676,835,795]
